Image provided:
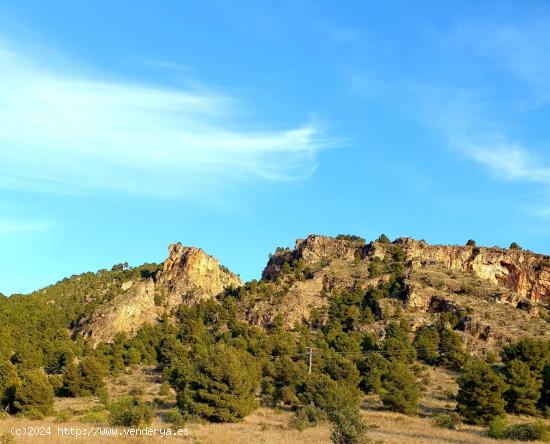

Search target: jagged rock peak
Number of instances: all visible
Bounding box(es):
[157,242,242,300]
[80,242,241,345]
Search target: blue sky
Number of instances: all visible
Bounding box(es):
[1,0,550,295]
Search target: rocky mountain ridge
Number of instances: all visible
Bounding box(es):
[79,235,549,347]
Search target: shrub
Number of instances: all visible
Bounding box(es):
[486,417,508,439]
[159,381,171,397]
[55,409,72,423]
[488,418,550,441]
[107,397,153,427]
[13,370,54,416]
[164,408,187,430]
[96,386,109,405]
[380,361,419,415]
[510,242,522,250]
[503,422,549,441]
[466,239,476,247]
[456,360,506,425]
[289,404,327,431]
[79,410,108,424]
[330,404,369,444]
[431,412,461,430]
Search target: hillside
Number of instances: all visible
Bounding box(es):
[1,234,550,443]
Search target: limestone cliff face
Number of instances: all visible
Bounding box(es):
[257,235,549,336]
[81,243,241,345]
[158,243,242,306]
[393,238,550,303]
[262,235,363,281]
[81,279,157,345]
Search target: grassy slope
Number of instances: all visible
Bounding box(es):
[2,365,548,444]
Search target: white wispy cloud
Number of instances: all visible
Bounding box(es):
[0,39,331,198]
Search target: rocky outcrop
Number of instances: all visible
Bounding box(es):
[82,234,549,345]
[81,243,241,344]
[82,279,157,345]
[395,238,550,303]
[262,235,364,280]
[157,243,241,306]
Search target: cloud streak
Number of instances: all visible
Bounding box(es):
[0,39,331,198]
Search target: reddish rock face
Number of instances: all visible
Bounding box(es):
[395,238,550,303]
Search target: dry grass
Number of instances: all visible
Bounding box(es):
[2,361,550,443]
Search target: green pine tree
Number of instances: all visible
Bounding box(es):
[175,343,261,422]
[413,326,440,365]
[504,359,541,415]
[456,360,506,425]
[380,361,419,414]
[14,369,54,416]
[0,360,20,409]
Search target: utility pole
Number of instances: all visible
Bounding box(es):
[307,347,313,373]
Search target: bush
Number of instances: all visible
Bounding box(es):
[289,404,327,431]
[486,417,508,439]
[503,422,549,441]
[96,386,109,405]
[431,412,461,430]
[79,411,108,424]
[55,409,72,422]
[380,361,419,415]
[164,408,187,430]
[159,381,171,397]
[107,397,153,427]
[13,370,54,416]
[330,404,369,444]
[456,360,506,425]
[487,418,550,441]
[293,372,369,442]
